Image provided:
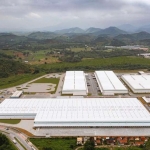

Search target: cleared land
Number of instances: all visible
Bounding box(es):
[0,119,21,124]
[30,137,77,150]
[32,77,60,93]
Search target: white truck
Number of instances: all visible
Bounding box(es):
[12,139,17,144]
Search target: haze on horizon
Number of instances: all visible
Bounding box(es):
[0,0,150,31]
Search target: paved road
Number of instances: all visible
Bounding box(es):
[54,73,65,97]
[1,131,24,150]
[0,125,37,150]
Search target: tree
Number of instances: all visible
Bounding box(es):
[84,140,95,150]
[42,147,52,150]
[0,133,16,150]
[145,138,150,150]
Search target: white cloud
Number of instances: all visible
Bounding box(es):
[27,12,41,18]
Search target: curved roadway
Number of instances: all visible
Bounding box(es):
[0,125,37,150]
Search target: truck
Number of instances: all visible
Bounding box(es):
[12,139,17,144]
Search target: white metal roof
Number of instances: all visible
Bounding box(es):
[0,98,150,126]
[122,75,150,90]
[62,71,87,91]
[11,91,23,98]
[143,97,150,103]
[95,71,127,91]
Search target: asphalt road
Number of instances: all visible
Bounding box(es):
[0,126,36,150]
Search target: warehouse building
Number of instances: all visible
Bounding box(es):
[142,97,150,104]
[62,71,88,95]
[95,71,128,95]
[10,91,23,98]
[122,75,150,93]
[0,98,150,127]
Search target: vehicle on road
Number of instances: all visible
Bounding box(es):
[13,139,17,144]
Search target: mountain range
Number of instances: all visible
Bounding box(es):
[25,24,150,39]
[1,30,150,48]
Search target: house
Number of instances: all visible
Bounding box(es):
[77,137,83,145]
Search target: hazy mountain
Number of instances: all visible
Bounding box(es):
[85,27,101,33]
[94,27,127,36]
[70,34,96,43]
[137,24,150,33]
[118,24,137,32]
[115,31,150,41]
[28,32,58,39]
[55,27,85,34]
[0,33,28,42]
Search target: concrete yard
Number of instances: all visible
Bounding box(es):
[23,83,56,93]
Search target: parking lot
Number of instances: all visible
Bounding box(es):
[85,73,101,96]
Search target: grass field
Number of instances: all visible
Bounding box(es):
[33,77,59,84]
[30,137,77,150]
[27,50,59,65]
[71,47,91,52]
[0,119,21,124]
[38,56,150,73]
[0,72,44,89]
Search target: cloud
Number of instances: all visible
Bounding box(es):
[0,0,150,31]
[26,12,41,18]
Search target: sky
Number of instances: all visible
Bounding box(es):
[0,0,150,31]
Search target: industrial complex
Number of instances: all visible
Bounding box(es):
[0,70,150,139]
[95,71,128,95]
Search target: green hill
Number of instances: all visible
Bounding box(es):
[115,31,150,41]
[94,27,127,36]
[28,32,58,39]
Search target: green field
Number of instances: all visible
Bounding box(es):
[30,137,77,150]
[33,77,59,84]
[1,56,150,90]
[0,119,21,124]
[38,56,150,73]
[0,72,44,89]
[71,47,91,52]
